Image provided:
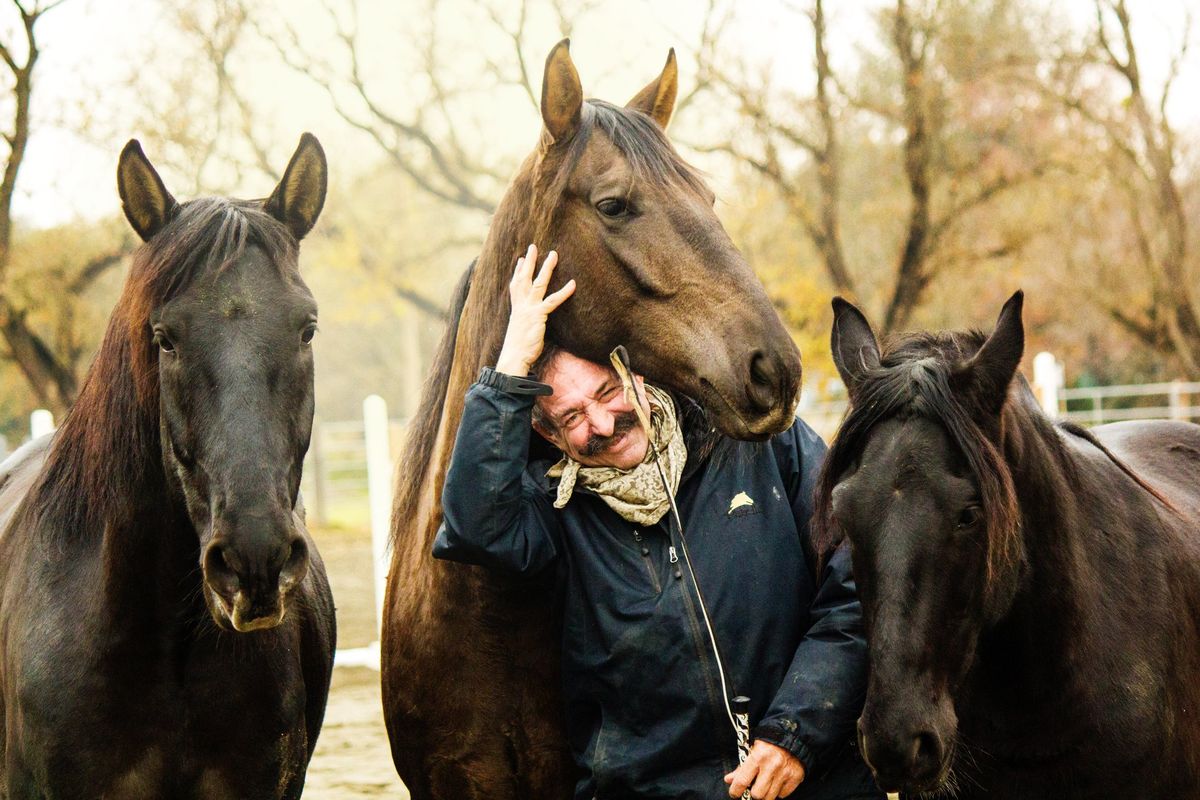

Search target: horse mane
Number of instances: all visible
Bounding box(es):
[28,198,296,541]
[390,98,711,548]
[813,329,1022,591]
[391,260,475,533]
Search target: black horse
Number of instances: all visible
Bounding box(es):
[0,136,336,797]
[817,291,1200,799]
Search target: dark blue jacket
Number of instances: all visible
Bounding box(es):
[434,368,881,800]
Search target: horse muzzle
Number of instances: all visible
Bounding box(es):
[858,699,957,794]
[697,347,801,440]
[202,529,309,633]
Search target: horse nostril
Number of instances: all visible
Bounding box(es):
[279,536,309,590]
[746,351,781,412]
[910,730,943,776]
[202,541,239,598]
[749,350,773,385]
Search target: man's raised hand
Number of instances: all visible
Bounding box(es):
[495,244,576,377]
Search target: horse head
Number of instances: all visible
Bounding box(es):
[818,292,1028,793]
[514,40,801,439]
[116,135,327,633]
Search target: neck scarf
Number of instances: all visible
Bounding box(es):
[546,384,686,525]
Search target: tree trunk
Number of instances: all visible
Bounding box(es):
[882,0,932,334]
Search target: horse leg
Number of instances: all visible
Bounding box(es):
[517,743,575,799]
[515,692,574,798]
[425,738,522,800]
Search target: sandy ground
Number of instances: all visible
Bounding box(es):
[305,667,409,798]
[302,526,410,799]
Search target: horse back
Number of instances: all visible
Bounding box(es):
[1090,419,1200,784]
[1093,420,1200,521]
[0,434,51,540]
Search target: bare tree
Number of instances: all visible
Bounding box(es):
[127,0,283,194]
[698,0,1052,333]
[245,0,537,215]
[225,0,614,321]
[1079,0,1200,373]
[0,0,132,415]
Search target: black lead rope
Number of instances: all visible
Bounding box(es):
[608,347,753,796]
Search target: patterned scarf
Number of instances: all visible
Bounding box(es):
[546,384,686,525]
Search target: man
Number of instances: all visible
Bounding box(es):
[434,245,881,800]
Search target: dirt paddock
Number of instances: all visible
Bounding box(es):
[304,526,409,798]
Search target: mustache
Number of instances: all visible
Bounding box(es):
[581,411,639,457]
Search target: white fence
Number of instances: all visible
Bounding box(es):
[300,368,1198,526]
[5,365,1196,670]
[802,353,1198,441]
[9,366,1196,529]
[300,416,408,528]
[1058,381,1200,425]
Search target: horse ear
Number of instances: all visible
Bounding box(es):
[831,297,881,399]
[265,132,327,240]
[117,140,178,242]
[541,39,583,143]
[626,48,678,129]
[956,291,1025,415]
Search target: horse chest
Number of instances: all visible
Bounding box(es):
[957,671,1183,799]
[5,623,309,799]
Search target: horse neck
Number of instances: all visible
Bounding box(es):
[974,382,1096,700]
[100,481,199,620]
[401,166,541,574]
[35,304,201,619]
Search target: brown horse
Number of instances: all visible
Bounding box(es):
[0,136,335,797]
[381,41,803,799]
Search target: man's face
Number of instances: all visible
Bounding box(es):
[533,352,652,470]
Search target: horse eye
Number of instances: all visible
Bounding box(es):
[596,198,629,218]
[300,324,318,345]
[154,331,175,354]
[956,505,983,530]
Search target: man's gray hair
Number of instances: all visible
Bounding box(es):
[530,344,564,431]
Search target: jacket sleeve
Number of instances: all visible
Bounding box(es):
[751,418,868,777]
[431,367,562,575]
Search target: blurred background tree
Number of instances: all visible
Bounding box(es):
[0,0,1195,444]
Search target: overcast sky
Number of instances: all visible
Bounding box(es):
[8,0,1199,230]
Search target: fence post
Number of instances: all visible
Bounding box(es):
[1168,381,1187,421]
[363,395,393,636]
[309,417,329,528]
[1032,352,1061,419]
[30,409,54,440]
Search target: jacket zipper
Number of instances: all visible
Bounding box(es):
[665,524,737,772]
[632,529,662,593]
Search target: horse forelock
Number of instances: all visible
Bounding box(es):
[815,328,1022,601]
[529,100,709,239]
[30,198,298,540]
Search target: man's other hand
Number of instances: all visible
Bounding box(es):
[724,740,806,800]
[495,243,576,377]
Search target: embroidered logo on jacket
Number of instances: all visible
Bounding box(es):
[728,492,755,514]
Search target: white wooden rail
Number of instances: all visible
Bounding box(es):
[10,360,1194,674]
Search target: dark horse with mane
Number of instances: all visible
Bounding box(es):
[816,291,1200,799]
[0,136,336,797]
[382,41,803,798]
